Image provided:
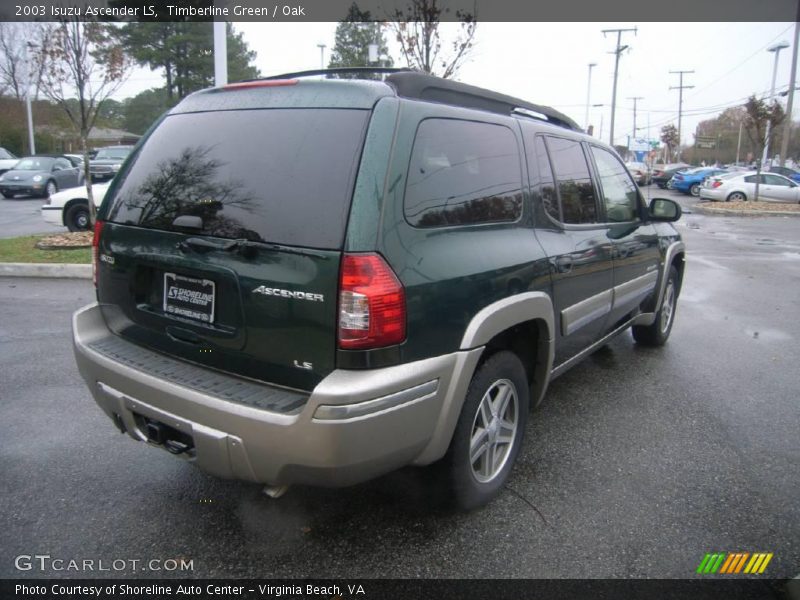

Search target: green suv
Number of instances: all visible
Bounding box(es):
[72,70,685,508]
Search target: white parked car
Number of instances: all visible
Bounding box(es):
[41,182,110,232]
[0,147,19,175]
[700,171,800,203]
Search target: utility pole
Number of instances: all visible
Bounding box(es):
[763,41,790,165]
[780,21,799,165]
[628,96,643,141]
[669,70,694,161]
[603,27,637,148]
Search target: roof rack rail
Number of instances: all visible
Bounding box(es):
[254,67,417,81]
[385,72,581,132]
[235,69,580,132]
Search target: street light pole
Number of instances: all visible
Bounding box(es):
[584,62,597,132]
[592,103,604,139]
[24,42,36,155]
[763,41,790,166]
[317,43,327,70]
[603,27,637,148]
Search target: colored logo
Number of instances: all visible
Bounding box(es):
[697,552,773,575]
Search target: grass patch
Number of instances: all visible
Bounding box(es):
[0,235,91,264]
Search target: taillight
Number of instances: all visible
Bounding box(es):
[712,180,723,188]
[92,219,104,287]
[338,253,406,350]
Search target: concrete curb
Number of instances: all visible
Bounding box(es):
[0,262,91,279]
[693,204,800,217]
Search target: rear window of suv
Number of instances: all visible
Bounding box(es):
[104,108,369,249]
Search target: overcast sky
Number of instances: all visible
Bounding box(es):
[114,21,797,148]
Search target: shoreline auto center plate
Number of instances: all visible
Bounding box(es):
[163,272,216,324]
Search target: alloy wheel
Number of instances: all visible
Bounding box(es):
[469,378,519,484]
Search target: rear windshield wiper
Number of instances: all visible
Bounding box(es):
[177,237,327,259]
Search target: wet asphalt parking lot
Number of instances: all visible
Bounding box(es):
[0,195,67,239]
[0,189,798,580]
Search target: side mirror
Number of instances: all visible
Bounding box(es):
[648,198,682,222]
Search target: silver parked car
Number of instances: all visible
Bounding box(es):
[700,171,800,203]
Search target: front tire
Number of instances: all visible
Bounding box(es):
[633,266,679,346]
[45,180,58,197]
[442,351,529,510]
[65,202,91,232]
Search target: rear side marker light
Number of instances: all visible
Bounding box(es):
[338,253,406,350]
[222,79,298,90]
[712,181,723,188]
[92,219,104,287]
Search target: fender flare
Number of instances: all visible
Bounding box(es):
[414,292,556,466]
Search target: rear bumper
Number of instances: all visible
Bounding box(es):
[699,188,725,201]
[73,302,482,487]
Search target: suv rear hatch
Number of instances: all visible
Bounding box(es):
[96,100,371,392]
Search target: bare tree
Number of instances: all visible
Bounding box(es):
[390,0,476,79]
[37,20,130,223]
[0,23,54,100]
[743,94,785,201]
[0,23,26,100]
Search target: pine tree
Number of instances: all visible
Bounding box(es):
[119,22,259,99]
[328,3,393,78]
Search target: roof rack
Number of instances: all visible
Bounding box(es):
[257,67,416,80]
[385,72,581,132]
[246,68,580,132]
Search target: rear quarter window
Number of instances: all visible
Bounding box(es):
[403,118,523,228]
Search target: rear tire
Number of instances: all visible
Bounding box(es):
[727,191,746,202]
[65,202,91,232]
[441,351,529,510]
[633,266,679,347]
[690,183,701,197]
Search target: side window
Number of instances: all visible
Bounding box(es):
[528,135,561,222]
[404,119,523,228]
[590,146,640,222]
[55,158,71,170]
[764,174,790,186]
[744,175,758,184]
[546,136,597,224]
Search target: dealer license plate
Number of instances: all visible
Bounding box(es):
[163,272,216,324]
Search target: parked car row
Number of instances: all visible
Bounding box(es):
[0,145,133,201]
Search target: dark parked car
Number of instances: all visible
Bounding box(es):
[73,71,685,509]
[652,162,691,188]
[89,145,133,182]
[0,155,81,198]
